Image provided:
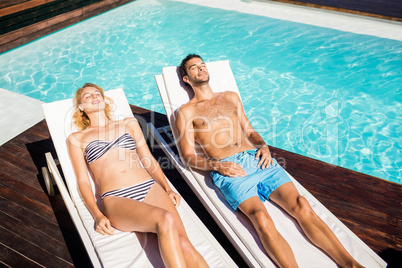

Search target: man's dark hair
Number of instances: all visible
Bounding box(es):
[179,54,203,78]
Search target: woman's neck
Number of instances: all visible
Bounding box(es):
[87,111,111,128]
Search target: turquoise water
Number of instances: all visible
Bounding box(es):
[0,0,401,183]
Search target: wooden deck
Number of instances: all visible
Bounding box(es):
[0,105,401,267]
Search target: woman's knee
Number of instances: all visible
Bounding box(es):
[178,236,194,255]
[156,210,177,233]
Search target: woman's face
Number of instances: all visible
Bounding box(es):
[79,86,105,112]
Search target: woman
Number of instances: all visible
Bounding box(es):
[68,83,208,268]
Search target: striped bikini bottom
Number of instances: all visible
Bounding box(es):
[101,179,156,202]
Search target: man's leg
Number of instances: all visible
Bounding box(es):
[238,197,298,268]
[269,182,363,268]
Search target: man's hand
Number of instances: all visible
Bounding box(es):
[256,145,273,169]
[216,161,247,177]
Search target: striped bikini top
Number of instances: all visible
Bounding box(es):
[84,133,136,164]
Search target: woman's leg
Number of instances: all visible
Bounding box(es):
[238,196,298,268]
[103,182,207,268]
[103,183,186,268]
[270,182,363,268]
[143,183,208,268]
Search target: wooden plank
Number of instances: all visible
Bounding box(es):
[1,173,49,205]
[0,0,134,53]
[0,161,42,192]
[0,147,39,175]
[287,167,400,216]
[0,188,59,231]
[0,0,31,9]
[0,226,73,267]
[267,0,402,21]
[0,244,43,268]
[0,194,84,254]
[270,146,401,198]
[0,210,72,261]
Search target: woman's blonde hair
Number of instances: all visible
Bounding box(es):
[72,83,114,130]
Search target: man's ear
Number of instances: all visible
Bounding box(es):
[183,75,189,83]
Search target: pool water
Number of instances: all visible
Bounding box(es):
[0,0,401,183]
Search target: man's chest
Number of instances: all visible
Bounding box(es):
[192,100,237,130]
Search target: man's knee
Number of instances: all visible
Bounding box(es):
[294,196,315,220]
[252,210,276,234]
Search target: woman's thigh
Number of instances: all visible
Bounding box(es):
[102,183,187,237]
[143,183,188,238]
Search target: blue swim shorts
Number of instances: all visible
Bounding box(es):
[210,149,292,210]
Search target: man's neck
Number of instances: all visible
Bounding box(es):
[193,83,214,101]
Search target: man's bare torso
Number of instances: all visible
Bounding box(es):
[184,92,255,159]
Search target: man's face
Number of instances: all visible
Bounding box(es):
[184,57,210,85]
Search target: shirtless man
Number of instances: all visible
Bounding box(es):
[175,54,363,268]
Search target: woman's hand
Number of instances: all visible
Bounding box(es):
[95,214,114,235]
[166,190,181,208]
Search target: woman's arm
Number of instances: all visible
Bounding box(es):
[125,118,181,207]
[67,133,113,234]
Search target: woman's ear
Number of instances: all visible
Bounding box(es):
[78,105,83,111]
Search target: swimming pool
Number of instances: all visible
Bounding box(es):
[0,0,401,183]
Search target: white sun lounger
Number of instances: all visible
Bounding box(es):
[42,88,237,267]
[152,60,387,268]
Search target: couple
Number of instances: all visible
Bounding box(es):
[68,55,362,268]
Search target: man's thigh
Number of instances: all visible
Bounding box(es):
[238,196,268,216]
[269,181,302,213]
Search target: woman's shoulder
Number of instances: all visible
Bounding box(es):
[68,131,82,149]
[120,116,139,128]
[68,131,81,139]
[68,129,90,147]
[121,116,137,123]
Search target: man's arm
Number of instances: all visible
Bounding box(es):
[176,106,217,170]
[176,105,246,177]
[232,92,273,168]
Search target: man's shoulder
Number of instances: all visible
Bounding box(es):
[219,91,240,103]
[177,101,195,117]
[221,90,239,98]
[179,101,193,111]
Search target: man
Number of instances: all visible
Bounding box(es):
[175,54,363,268]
